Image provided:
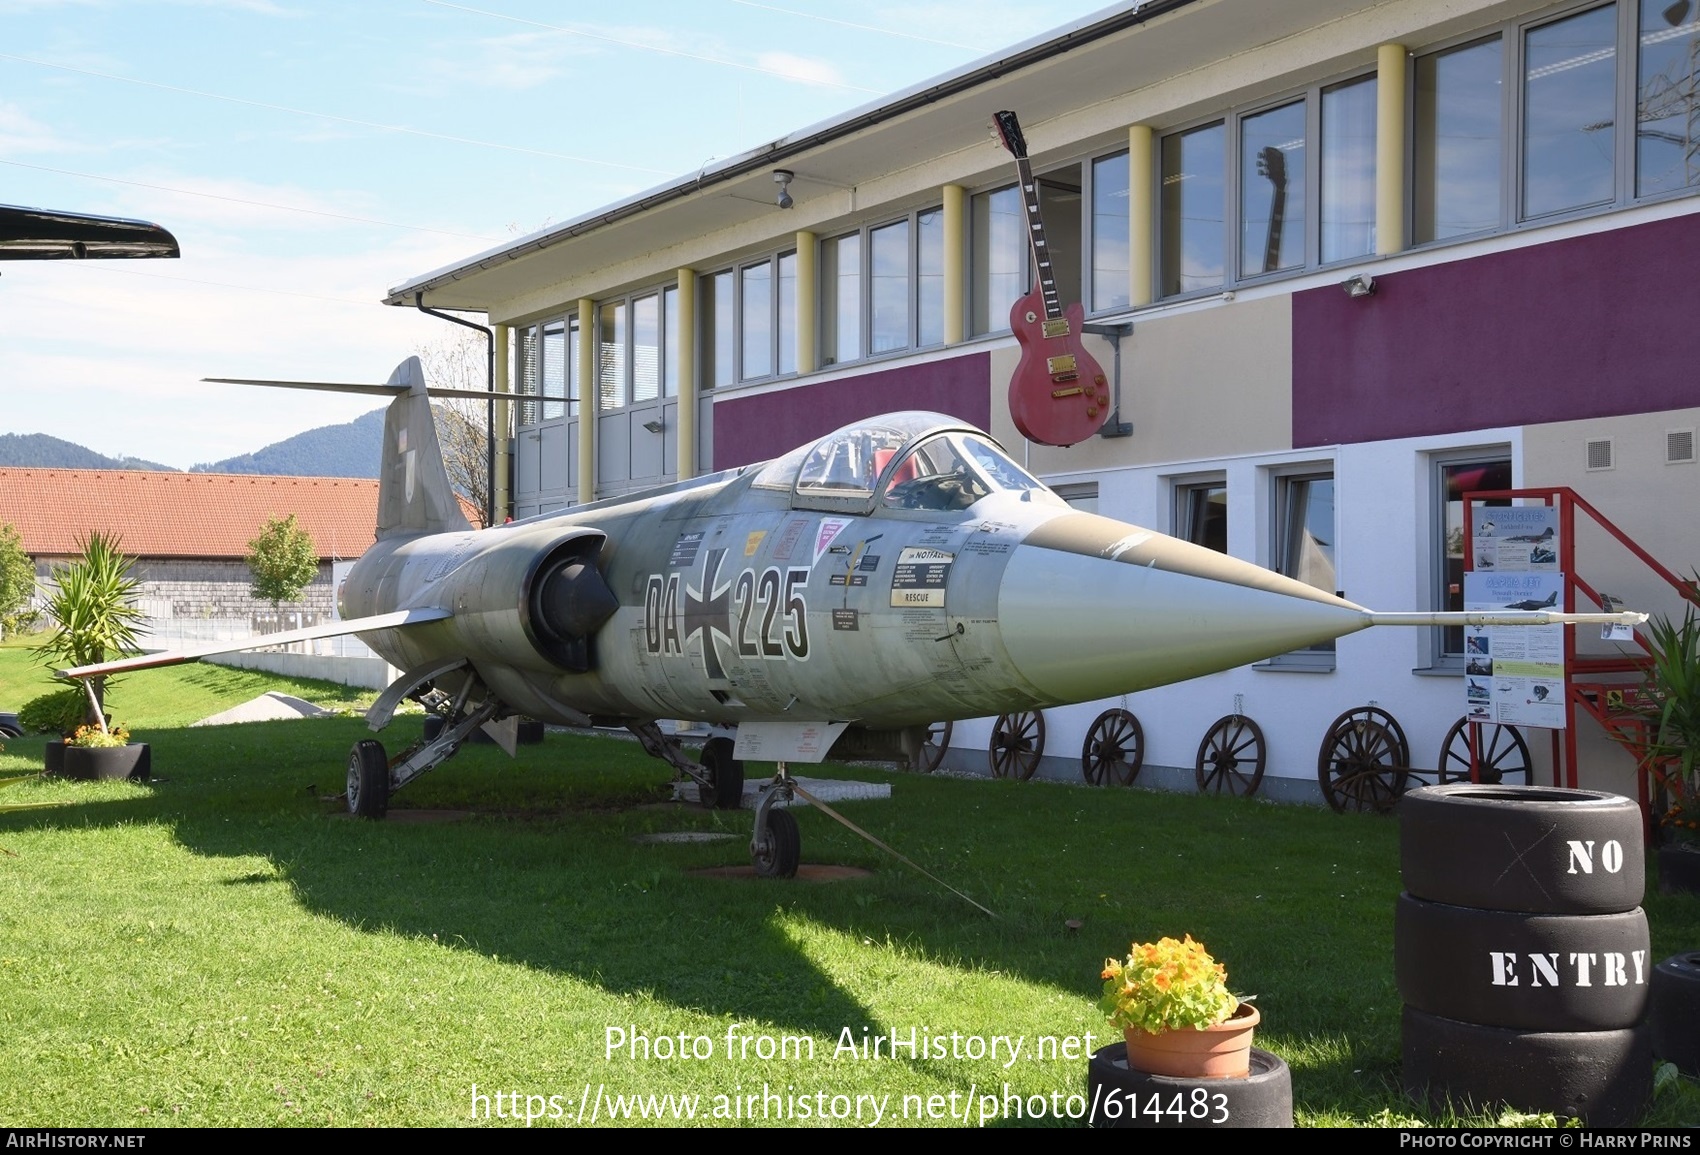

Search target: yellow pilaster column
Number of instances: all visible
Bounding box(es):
[942,184,966,344]
[492,323,511,522]
[576,297,596,504]
[794,232,817,375]
[1128,124,1155,307]
[1376,43,1408,255]
[675,269,697,480]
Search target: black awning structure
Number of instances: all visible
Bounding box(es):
[0,203,180,260]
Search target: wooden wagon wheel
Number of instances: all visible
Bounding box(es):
[916,720,952,773]
[1437,717,1532,786]
[1194,714,1266,796]
[989,710,1045,780]
[1081,708,1144,786]
[1317,706,1411,814]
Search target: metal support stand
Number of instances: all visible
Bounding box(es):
[1082,320,1134,438]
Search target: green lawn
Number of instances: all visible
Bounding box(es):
[0,646,1695,1127]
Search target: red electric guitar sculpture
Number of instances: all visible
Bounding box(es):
[992,110,1111,448]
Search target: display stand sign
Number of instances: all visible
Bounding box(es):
[1462,572,1566,729]
[1471,506,1559,571]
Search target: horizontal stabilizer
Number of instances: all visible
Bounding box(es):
[1365,610,1648,628]
[204,377,512,401]
[57,608,453,680]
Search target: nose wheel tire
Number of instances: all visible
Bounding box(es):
[698,736,746,809]
[1195,714,1266,796]
[1082,708,1144,786]
[989,710,1045,780]
[347,739,390,820]
[753,807,800,878]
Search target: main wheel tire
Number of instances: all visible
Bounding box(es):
[1317,706,1409,813]
[1400,784,1645,913]
[917,720,952,773]
[1437,718,1532,786]
[1651,951,1700,1077]
[347,739,390,820]
[1194,715,1265,796]
[1394,894,1651,1032]
[698,736,745,810]
[753,807,800,879]
[1401,1006,1651,1127]
[1082,708,1144,786]
[1086,1043,1293,1128]
[989,710,1045,780]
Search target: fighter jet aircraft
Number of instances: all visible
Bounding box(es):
[62,359,1644,878]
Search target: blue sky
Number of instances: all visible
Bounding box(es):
[1,0,1109,469]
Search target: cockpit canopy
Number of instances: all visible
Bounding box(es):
[751,411,1058,515]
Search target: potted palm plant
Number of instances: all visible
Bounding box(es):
[1100,935,1258,1078]
[1636,606,1700,894]
[33,532,150,781]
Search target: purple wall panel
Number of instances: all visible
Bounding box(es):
[711,352,992,470]
[1292,213,1700,447]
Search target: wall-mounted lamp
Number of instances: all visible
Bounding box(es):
[773,169,794,210]
[1341,273,1377,299]
[641,418,665,434]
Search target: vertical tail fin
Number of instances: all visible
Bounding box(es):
[377,357,474,539]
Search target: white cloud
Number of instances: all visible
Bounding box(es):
[752,51,847,90]
[0,102,71,154]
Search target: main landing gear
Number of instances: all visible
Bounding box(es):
[343,660,505,819]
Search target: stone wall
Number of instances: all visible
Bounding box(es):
[32,556,334,631]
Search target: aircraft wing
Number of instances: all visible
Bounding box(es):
[56,608,452,680]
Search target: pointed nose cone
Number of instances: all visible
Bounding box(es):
[999,517,1371,702]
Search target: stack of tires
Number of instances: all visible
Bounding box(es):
[1396,784,1652,1125]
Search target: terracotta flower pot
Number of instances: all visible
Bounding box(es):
[1123,1002,1259,1079]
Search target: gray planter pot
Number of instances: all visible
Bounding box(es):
[1658,842,1700,896]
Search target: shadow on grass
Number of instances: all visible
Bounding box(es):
[7,716,1695,1124]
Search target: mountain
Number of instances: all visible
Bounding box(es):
[0,433,178,472]
[190,408,385,478]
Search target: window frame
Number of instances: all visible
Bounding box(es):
[1407,1,1698,252]
[1426,447,1515,672]
[821,205,946,366]
[591,285,682,413]
[1262,466,1339,671]
[700,248,797,388]
[513,314,579,428]
[1172,473,1229,554]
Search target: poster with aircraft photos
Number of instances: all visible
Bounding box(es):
[1463,571,1567,729]
[1471,506,1559,572]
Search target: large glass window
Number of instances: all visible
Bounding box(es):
[870,219,910,354]
[971,184,1025,334]
[1273,471,1337,659]
[1414,37,1505,243]
[822,233,861,365]
[1160,122,1226,295]
[631,295,659,404]
[597,301,626,411]
[1637,0,1700,196]
[741,261,773,379]
[777,252,797,375]
[1092,152,1131,311]
[1240,101,1307,277]
[917,208,946,347]
[1320,76,1378,263]
[701,270,734,389]
[1522,5,1619,219]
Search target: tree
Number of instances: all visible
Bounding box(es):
[416,328,500,526]
[34,531,144,729]
[0,522,33,639]
[246,514,320,611]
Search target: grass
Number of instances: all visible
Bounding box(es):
[0,646,1696,1127]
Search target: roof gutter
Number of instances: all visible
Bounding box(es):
[384,0,1202,308]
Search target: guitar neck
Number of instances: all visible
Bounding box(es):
[1011,155,1063,321]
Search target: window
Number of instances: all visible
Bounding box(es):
[1319,76,1378,263]
[1160,122,1226,295]
[1270,470,1337,664]
[823,208,944,362]
[700,270,734,388]
[1092,152,1131,312]
[1637,0,1700,197]
[1240,101,1307,277]
[597,288,681,411]
[1434,453,1514,661]
[1175,478,1228,553]
[1414,36,1504,243]
[1053,481,1099,513]
[1522,5,1619,219]
[514,316,576,426]
[703,250,797,385]
[971,185,1024,334]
